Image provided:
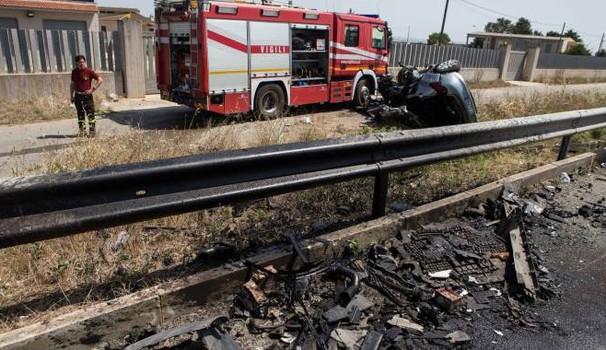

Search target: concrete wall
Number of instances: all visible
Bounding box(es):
[459,68,500,83]
[533,69,606,81]
[0,71,122,101]
[0,9,99,31]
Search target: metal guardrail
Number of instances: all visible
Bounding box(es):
[1,108,606,249]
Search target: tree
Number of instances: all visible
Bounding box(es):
[533,30,543,36]
[485,17,538,35]
[485,18,513,33]
[597,49,606,57]
[512,17,532,35]
[427,32,451,45]
[565,43,591,56]
[564,29,582,42]
[547,29,583,42]
[470,37,485,48]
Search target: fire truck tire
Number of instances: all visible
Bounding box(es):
[354,78,372,108]
[255,84,285,119]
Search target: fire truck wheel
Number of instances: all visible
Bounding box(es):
[255,84,285,120]
[354,78,372,108]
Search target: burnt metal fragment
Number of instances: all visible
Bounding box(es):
[124,316,232,350]
[349,305,362,324]
[195,243,237,262]
[579,205,594,218]
[360,330,383,350]
[327,264,361,306]
[446,330,471,344]
[434,287,463,311]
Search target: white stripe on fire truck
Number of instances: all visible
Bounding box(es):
[332,66,388,72]
[330,54,377,61]
[331,42,389,63]
[159,37,170,44]
[159,23,169,30]
[210,68,290,75]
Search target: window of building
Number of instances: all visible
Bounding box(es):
[0,17,18,29]
[344,25,359,47]
[43,19,87,31]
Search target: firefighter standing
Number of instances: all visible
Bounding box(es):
[70,55,103,137]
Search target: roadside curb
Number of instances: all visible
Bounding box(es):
[0,152,601,349]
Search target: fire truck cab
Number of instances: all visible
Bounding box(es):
[155,0,390,118]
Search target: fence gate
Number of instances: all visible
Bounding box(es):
[142,32,158,94]
[506,50,526,81]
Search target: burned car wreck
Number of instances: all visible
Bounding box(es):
[366,60,478,128]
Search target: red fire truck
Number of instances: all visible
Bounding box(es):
[155,0,390,118]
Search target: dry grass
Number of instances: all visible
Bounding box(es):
[0,95,111,126]
[467,80,512,90]
[534,75,606,86]
[2,90,606,332]
[477,90,606,120]
[0,96,72,125]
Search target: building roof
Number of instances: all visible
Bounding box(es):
[98,6,140,15]
[99,13,148,21]
[467,32,576,43]
[0,0,98,12]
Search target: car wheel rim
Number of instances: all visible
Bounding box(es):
[359,86,370,106]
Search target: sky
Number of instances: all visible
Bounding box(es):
[97,0,606,52]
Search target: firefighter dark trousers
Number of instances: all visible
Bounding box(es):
[75,94,96,134]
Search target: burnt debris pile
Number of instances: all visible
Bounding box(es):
[126,181,590,349]
[226,187,560,349]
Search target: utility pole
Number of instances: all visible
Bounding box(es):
[556,22,566,54]
[438,0,450,46]
[598,32,605,55]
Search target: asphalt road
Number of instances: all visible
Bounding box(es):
[471,166,606,349]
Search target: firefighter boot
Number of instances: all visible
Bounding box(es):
[78,120,86,137]
[88,120,96,138]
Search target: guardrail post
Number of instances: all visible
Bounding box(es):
[557,136,572,160]
[372,173,389,218]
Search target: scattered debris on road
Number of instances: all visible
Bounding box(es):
[124,193,567,348]
[108,167,606,349]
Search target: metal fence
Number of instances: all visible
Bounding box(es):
[389,41,501,69]
[0,28,119,74]
[538,53,606,70]
[2,107,606,249]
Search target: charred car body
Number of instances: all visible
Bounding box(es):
[368,60,478,127]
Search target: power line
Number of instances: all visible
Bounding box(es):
[455,0,517,21]
[573,29,603,39]
[455,0,561,27]
[452,0,501,22]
